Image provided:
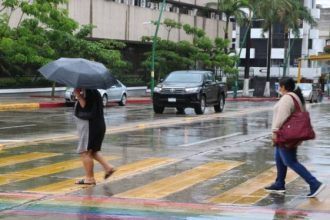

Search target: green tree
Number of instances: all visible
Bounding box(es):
[279,0,315,76]
[206,0,248,52]
[255,0,293,96]
[142,23,237,84]
[160,18,182,41]
[0,0,127,80]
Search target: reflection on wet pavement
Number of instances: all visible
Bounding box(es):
[0,101,329,219]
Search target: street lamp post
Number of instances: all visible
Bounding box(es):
[150,0,167,97]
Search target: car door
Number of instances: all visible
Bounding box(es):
[205,72,217,103]
[203,73,214,104]
[107,81,122,101]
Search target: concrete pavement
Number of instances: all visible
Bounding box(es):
[1,98,330,219]
[0,87,280,111]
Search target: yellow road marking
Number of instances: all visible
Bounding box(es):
[208,167,298,205]
[0,155,118,186]
[297,185,330,211]
[0,103,39,111]
[27,157,176,194]
[0,152,60,167]
[114,161,242,199]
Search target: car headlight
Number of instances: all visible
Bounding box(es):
[185,87,200,93]
[154,86,163,93]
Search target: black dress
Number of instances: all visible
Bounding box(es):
[75,89,106,152]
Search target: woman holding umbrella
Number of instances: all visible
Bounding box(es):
[74,88,116,185]
[39,58,118,184]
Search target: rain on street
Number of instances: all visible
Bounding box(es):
[0,101,330,219]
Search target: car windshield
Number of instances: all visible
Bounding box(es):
[298,84,312,90]
[165,73,202,83]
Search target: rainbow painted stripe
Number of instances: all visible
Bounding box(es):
[1,192,326,219]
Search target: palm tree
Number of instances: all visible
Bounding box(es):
[255,0,293,96]
[206,0,248,52]
[241,0,260,96]
[279,0,316,77]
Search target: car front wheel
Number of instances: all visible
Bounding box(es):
[153,104,164,114]
[119,94,127,106]
[194,95,206,115]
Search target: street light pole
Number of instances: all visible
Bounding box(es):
[150,0,167,97]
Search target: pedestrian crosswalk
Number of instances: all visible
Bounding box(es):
[208,167,298,205]
[27,157,177,194]
[114,161,242,199]
[0,151,328,211]
[0,155,118,186]
[0,152,60,167]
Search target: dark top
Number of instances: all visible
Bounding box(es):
[75,89,106,152]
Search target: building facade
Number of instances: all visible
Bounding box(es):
[3,0,230,77]
[67,0,228,43]
[233,0,323,79]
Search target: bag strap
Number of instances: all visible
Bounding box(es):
[287,94,302,112]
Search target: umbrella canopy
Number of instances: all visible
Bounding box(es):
[38,58,117,89]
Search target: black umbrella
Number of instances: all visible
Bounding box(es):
[38,58,117,89]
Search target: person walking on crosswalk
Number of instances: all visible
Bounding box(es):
[73,88,116,185]
[265,77,325,197]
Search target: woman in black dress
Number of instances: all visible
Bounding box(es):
[74,88,115,185]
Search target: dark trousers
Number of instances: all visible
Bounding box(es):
[274,146,320,190]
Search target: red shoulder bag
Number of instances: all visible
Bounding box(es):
[274,94,315,146]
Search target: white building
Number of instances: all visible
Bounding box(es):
[2,0,229,76]
[233,0,322,80]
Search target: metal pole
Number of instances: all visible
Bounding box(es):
[150,0,166,97]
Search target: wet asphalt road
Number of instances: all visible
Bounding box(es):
[0,101,330,219]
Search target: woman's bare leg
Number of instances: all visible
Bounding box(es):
[79,151,95,183]
[91,151,114,172]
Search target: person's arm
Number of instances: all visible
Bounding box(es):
[74,89,86,108]
[273,95,294,131]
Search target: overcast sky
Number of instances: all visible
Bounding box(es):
[316,0,330,8]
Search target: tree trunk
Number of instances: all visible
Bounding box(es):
[224,16,230,54]
[264,25,272,97]
[283,28,289,77]
[243,26,251,96]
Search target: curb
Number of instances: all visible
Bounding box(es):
[0,102,65,111]
[226,97,279,102]
[0,97,279,111]
[39,102,66,108]
[127,98,152,104]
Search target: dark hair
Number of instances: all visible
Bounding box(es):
[279,77,305,105]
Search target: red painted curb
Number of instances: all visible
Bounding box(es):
[226,97,279,102]
[30,95,63,99]
[127,98,152,104]
[39,102,66,108]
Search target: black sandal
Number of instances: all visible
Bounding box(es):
[75,179,96,185]
[104,168,116,180]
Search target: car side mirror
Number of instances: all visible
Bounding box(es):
[159,78,164,83]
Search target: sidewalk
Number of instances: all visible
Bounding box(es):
[0,96,280,111]
[0,86,284,111]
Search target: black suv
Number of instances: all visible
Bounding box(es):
[153,70,227,114]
